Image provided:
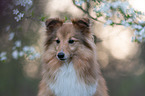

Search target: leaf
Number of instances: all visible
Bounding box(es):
[2,60,6,62]
[64,16,68,22]
[96,12,102,17]
[31,11,34,17]
[126,14,131,18]
[128,22,132,25]
[41,16,46,22]
[110,22,115,26]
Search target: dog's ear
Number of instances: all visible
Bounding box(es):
[71,18,90,34]
[45,18,64,33]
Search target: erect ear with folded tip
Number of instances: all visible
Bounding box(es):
[45,18,64,33]
[71,18,90,35]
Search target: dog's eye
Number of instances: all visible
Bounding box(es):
[68,39,74,44]
[56,40,60,44]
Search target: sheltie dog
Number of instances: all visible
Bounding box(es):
[38,18,108,96]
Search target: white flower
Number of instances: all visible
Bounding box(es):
[121,20,130,27]
[15,0,33,7]
[9,32,15,40]
[142,34,145,38]
[23,46,36,53]
[28,55,35,60]
[27,0,32,5]
[29,47,35,53]
[138,20,145,24]
[105,20,113,25]
[13,9,19,15]
[6,25,10,31]
[106,12,112,17]
[132,24,142,30]
[131,37,136,42]
[23,46,30,52]
[120,1,129,14]
[0,52,7,57]
[134,30,139,36]
[1,57,7,60]
[28,53,40,60]
[22,46,40,60]
[41,22,45,27]
[14,13,24,22]
[121,20,126,25]
[133,27,145,42]
[21,3,26,7]
[0,52,7,61]
[75,1,84,6]
[14,16,20,22]
[15,40,21,47]
[127,18,133,22]
[128,8,135,15]
[18,13,24,18]
[137,37,143,42]
[34,53,40,58]
[19,51,24,57]
[100,3,111,13]
[139,27,145,36]
[111,1,121,9]
[12,50,18,59]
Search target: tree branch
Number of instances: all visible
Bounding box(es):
[72,0,122,25]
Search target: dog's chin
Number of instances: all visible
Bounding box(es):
[56,55,72,62]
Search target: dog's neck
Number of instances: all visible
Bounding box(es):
[49,62,98,96]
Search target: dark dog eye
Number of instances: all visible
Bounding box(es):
[68,40,74,44]
[56,40,60,44]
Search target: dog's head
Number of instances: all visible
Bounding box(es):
[45,18,94,62]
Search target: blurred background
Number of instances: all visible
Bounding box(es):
[0,0,145,96]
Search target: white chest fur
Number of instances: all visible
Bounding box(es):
[49,62,97,96]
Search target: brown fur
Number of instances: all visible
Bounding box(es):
[38,18,108,96]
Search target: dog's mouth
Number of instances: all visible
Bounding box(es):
[56,56,67,61]
[59,58,66,61]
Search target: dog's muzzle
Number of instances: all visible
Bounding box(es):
[57,52,66,61]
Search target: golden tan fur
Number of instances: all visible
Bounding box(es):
[38,18,108,96]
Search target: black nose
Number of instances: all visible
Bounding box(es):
[57,52,65,59]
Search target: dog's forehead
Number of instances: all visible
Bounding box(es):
[57,23,75,38]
